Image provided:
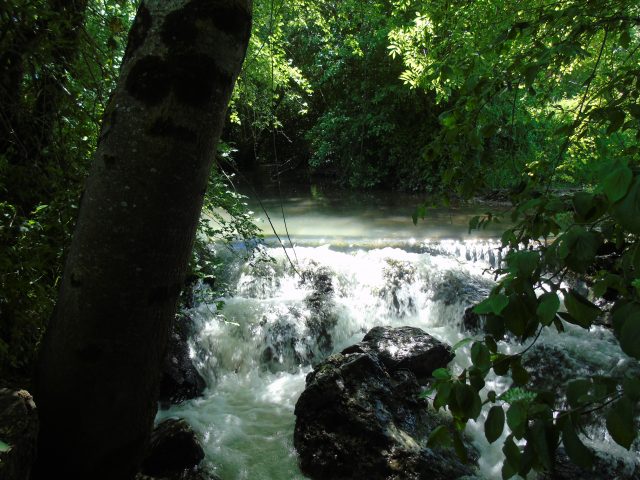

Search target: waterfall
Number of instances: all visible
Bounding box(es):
[157,238,637,479]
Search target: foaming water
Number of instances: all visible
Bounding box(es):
[159,227,635,478]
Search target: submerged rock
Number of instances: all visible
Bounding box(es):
[462,306,483,333]
[522,344,594,408]
[294,326,474,480]
[141,419,205,478]
[260,264,339,372]
[540,447,640,480]
[159,315,206,409]
[431,270,491,307]
[380,259,418,317]
[303,265,338,360]
[0,388,38,480]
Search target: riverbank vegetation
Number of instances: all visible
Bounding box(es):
[1,0,639,477]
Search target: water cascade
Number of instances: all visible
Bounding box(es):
[158,232,637,479]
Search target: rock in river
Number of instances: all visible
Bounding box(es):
[159,314,206,409]
[140,418,205,478]
[294,326,475,480]
[0,388,38,480]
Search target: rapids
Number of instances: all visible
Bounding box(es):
[157,191,637,479]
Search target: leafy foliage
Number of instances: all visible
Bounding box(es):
[401,0,640,474]
[0,0,136,375]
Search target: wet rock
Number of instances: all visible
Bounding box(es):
[540,447,640,480]
[303,265,338,358]
[136,470,219,480]
[0,389,38,480]
[260,316,304,368]
[343,326,454,381]
[159,314,206,409]
[236,261,282,298]
[302,264,334,308]
[141,419,205,478]
[381,260,418,317]
[294,327,474,480]
[462,306,483,333]
[522,344,593,406]
[431,270,491,307]
[260,305,338,372]
[260,263,338,372]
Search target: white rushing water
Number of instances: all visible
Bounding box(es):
[157,193,637,480]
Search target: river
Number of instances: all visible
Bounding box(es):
[156,188,636,479]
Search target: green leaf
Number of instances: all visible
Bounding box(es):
[606,397,636,449]
[485,335,498,353]
[0,439,11,453]
[502,435,521,478]
[502,294,536,337]
[493,355,510,376]
[485,406,505,443]
[440,112,456,128]
[469,366,486,391]
[563,289,601,328]
[427,425,453,448]
[562,419,594,469]
[432,368,451,380]
[453,382,475,414]
[471,342,491,371]
[499,387,537,405]
[452,338,473,351]
[486,315,506,338]
[481,123,499,138]
[474,294,509,315]
[566,379,591,408]
[453,430,469,463]
[620,315,640,359]
[611,301,640,337]
[529,420,553,470]
[507,401,527,439]
[434,382,452,410]
[603,165,633,203]
[620,30,631,48]
[523,64,539,87]
[572,192,595,220]
[612,177,640,234]
[623,376,640,401]
[507,250,539,277]
[536,292,560,325]
[510,358,529,386]
[605,108,626,134]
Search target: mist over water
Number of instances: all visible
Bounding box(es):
[158,191,636,479]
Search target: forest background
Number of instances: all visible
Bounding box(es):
[1,0,639,477]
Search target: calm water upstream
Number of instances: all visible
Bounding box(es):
[157,189,636,479]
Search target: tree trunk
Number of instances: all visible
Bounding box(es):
[33,1,252,477]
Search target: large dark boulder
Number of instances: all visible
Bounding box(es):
[0,389,38,480]
[159,315,206,408]
[343,326,454,381]
[141,419,205,478]
[294,326,474,480]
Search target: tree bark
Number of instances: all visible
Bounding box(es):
[33,0,252,477]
